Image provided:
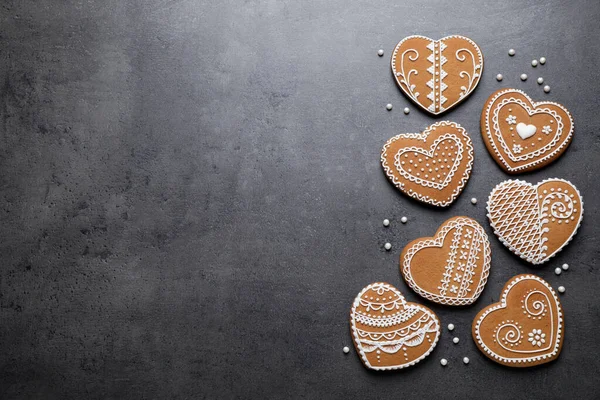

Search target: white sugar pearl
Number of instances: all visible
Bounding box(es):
[343,346,350,354]
[440,358,448,366]
[386,103,393,111]
[453,337,459,344]
[531,59,538,67]
[377,49,384,57]
[403,107,410,114]
[508,49,515,56]
[384,242,392,251]
[471,198,477,205]
[544,85,551,93]
[520,73,528,81]
[562,263,569,271]
[447,323,455,331]
[383,219,390,227]
[401,216,408,224]
[558,286,566,293]
[463,357,470,364]
[555,267,562,275]
[537,77,544,85]
[496,74,503,81]
[540,57,546,64]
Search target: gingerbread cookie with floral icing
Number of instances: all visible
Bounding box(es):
[381,121,474,207]
[487,178,583,265]
[391,35,483,115]
[401,216,491,306]
[472,274,564,367]
[350,282,440,370]
[481,88,574,173]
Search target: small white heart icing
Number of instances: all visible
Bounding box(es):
[516,122,537,139]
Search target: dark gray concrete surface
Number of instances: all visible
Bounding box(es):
[1,0,599,398]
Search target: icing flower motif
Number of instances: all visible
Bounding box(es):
[528,329,546,347]
[513,144,523,154]
[453,273,462,283]
[450,285,458,294]
[542,125,552,134]
[464,230,472,239]
[459,250,468,260]
[457,262,466,272]
[505,115,517,125]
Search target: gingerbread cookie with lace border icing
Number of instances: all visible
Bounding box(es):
[481,88,574,173]
[487,178,583,265]
[381,121,474,207]
[401,216,491,306]
[472,274,564,367]
[350,282,440,370]
[391,35,483,115]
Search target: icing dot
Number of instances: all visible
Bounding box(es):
[471,198,477,205]
[496,74,503,81]
[453,337,460,344]
[544,85,551,93]
[384,243,392,251]
[508,49,515,56]
[540,57,546,64]
[463,357,470,364]
[377,49,384,57]
[531,59,538,67]
[448,323,455,331]
[537,77,544,85]
[562,263,569,271]
[520,73,528,81]
[383,219,390,227]
[403,107,410,114]
[401,216,408,224]
[440,358,448,366]
[558,286,566,293]
[343,346,350,354]
[386,103,393,111]
[554,267,562,275]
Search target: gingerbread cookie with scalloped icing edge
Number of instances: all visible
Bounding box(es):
[472,274,564,367]
[350,282,440,370]
[487,178,583,265]
[481,88,574,173]
[391,35,483,115]
[381,121,474,207]
[400,216,491,306]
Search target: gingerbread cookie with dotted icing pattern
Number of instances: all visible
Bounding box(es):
[401,216,491,306]
[481,88,574,173]
[350,282,440,370]
[381,121,474,207]
[391,35,483,115]
[472,274,564,367]
[487,178,583,265]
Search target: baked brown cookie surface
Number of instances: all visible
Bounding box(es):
[472,274,564,367]
[391,35,483,115]
[481,89,574,173]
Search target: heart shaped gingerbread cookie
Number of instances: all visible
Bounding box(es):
[401,216,491,306]
[350,282,440,370]
[472,274,564,367]
[391,35,483,115]
[487,178,583,265]
[381,121,474,207]
[481,89,574,173]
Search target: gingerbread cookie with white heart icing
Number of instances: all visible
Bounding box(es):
[391,35,483,115]
[481,88,574,173]
[381,121,474,207]
[350,282,440,370]
[472,274,564,367]
[401,216,491,306]
[487,178,583,265]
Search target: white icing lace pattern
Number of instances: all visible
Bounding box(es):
[426,40,448,112]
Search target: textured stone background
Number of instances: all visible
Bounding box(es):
[1,0,599,398]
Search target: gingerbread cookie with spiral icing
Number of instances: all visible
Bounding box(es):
[391,35,483,115]
[381,121,474,207]
[350,282,440,370]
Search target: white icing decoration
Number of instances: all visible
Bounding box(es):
[455,48,481,98]
[516,123,537,140]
